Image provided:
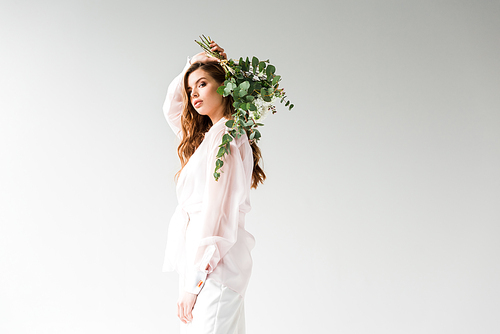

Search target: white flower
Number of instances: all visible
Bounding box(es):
[249,96,277,122]
[246,68,267,81]
[257,71,267,80]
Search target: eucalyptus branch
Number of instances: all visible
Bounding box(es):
[195,34,225,60]
[194,36,294,181]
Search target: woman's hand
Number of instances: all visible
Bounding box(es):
[209,41,227,60]
[190,41,227,64]
[177,291,198,324]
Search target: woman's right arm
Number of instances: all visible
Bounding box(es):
[163,43,226,139]
[163,58,191,138]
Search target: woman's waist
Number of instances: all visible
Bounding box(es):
[186,210,247,227]
[176,202,249,218]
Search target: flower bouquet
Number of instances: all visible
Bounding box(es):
[195,35,294,180]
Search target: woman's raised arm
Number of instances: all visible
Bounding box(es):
[162,41,227,139]
[162,59,190,138]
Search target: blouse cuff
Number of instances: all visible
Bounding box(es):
[183,245,217,294]
[184,268,208,295]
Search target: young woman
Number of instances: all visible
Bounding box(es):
[162,41,265,334]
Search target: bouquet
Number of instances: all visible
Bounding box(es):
[195,35,294,180]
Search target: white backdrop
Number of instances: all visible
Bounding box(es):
[1,1,499,333]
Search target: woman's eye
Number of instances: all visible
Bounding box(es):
[199,82,206,88]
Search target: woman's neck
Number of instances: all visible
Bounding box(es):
[209,108,225,125]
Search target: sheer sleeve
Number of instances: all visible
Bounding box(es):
[183,129,251,294]
[162,58,191,138]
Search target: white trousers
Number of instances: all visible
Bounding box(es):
[180,278,245,334]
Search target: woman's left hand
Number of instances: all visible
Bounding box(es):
[190,40,227,64]
[177,291,198,324]
[209,41,227,60]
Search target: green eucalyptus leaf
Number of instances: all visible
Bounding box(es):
[248,82,255,93]
[225,120,234,128]
[217,147,225,158]
[216,159,224,169]
[240,81,250,91]
[248,103,257,111]
[285,100,290,107]
[252,57,259,71]
[249,131,255,140]
[263,95,272,102]
[253,129,261,140]
[217,86,225,95]
[272,75,281,86]
[258,61,265,72]
[239,57,246,71]
[214,171,220,180]
[289,104,294,110]
[245,95,254,102]
[245,57,250,70]
[266,65,276,77]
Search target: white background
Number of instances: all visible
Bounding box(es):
[1,0,499,333]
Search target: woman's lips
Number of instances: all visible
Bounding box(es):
[193,100,202,108]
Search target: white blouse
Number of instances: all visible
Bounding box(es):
[162,59,256,297]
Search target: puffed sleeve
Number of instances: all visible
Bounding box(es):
[183,130,251,294]
[162,57,191,138]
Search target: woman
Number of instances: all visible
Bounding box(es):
[162,41,265,334]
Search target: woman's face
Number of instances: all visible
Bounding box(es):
[187,68,224,122]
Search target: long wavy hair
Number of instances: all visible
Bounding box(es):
[177,61,266,189]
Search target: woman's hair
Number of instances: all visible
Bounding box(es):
[177,62,266,189]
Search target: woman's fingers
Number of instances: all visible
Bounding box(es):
[209,41,227,60]
[178,306,189,323]
[191,41,227,63]
[184,303,193,322]
[177,301,186,323]
[212,45,224,53]
[177,292,197,324]
[177,301,189,323]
